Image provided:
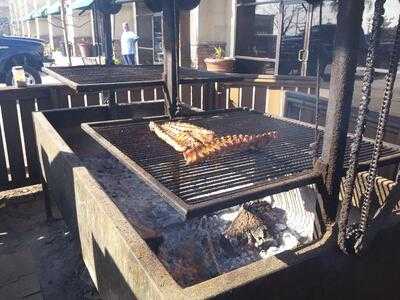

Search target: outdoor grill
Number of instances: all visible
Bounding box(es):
[43,65,246,93]
[82,109,400,218]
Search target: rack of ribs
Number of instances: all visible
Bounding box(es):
[183,132,278,165]
[149,121,277,165]
[149,121,215,151]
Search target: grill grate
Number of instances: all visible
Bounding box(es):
[83,111,400,217]
[44,65,246,92]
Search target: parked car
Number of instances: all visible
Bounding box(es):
[280,24,367,81]
[0,35,46,85]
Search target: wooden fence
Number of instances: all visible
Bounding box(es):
[0,81,224,192]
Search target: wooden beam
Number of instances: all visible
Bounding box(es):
[319,0,365,220]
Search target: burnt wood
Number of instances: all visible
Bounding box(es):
[320,0,366,220]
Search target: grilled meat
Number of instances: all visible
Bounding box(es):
[149,121,188,152]
[149,121,216,151]
[164,122,215,144]
[183,131,278,165]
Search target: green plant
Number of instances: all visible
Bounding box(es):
[214,46,225,59]
[113,57,122,65]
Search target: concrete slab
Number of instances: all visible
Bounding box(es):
[0,250,43,299]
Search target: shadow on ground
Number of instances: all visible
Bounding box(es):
[0,187,100,300]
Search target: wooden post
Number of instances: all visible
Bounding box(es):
[180,10,191,68]
[60,0,72,66]
[319,0,365,220]
[162,0,180,118]
[203,82,216,111]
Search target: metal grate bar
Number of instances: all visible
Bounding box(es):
[83,110,400,217]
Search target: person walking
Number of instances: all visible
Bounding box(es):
[121,22,139,65]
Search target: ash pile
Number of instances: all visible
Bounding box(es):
[159,186,324,287]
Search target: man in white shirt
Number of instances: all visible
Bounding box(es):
[121,22,139,65]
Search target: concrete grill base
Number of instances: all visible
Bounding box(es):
[33,103,400,299]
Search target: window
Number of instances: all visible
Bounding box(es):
[235,0,334,75]
[153,14,163,64]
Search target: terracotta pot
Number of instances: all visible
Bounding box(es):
[78,43,93,57]
[204,58,235,73]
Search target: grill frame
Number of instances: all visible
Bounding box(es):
[43,65,247,93]
[81,109,400,218]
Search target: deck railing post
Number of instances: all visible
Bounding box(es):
[318,0,365,221]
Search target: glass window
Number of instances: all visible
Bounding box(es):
[153,14,163,64]
[235,0,338,75]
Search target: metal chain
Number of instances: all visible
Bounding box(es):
[337,0,386,254]
[312,2,323,164]
[355,17,400,253]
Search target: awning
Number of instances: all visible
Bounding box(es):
[45,1,61,16]
[71,0,95,11]
[22,5,45,21]
[31,5,47,19]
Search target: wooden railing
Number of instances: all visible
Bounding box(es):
[212,75,318,113]
[284,91,400,145]
[0,82,219,192]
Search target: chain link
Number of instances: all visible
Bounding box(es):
[339,13,400,255]
[337,0,386,254]
[355,17,400,253]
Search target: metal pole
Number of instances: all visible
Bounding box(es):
[301,3,314,76]
[274,1,284,75]
[60,0,72,66]
[97,0,116,107]
[312,2,322,164]
[91,2,102,64]
[318,0,365,221]
[162,0,180,118]
[102,12,113,65]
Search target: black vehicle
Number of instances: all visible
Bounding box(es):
[280,24,367,80]
[0,35,45,85]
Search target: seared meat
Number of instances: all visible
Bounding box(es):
[183,131,278,165]
[149,121,215,151]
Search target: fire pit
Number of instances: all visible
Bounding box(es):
[33,101,400,299]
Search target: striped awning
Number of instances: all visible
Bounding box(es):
[22,6,45,21]
[32,5,48,18]
[45,1,61,16]
[71,0,95,10]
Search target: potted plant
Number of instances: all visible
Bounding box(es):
[204,46,235,73]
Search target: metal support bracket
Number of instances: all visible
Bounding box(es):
[162,0,180,119]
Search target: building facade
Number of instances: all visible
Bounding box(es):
[6,0,338,71]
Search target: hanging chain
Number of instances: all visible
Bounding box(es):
[312,2,323,164]
[355,17,400,253]
[337,0,386,254]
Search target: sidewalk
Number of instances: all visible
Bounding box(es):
[0,186,99,299]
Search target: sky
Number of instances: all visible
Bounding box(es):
[362,0,400,32]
